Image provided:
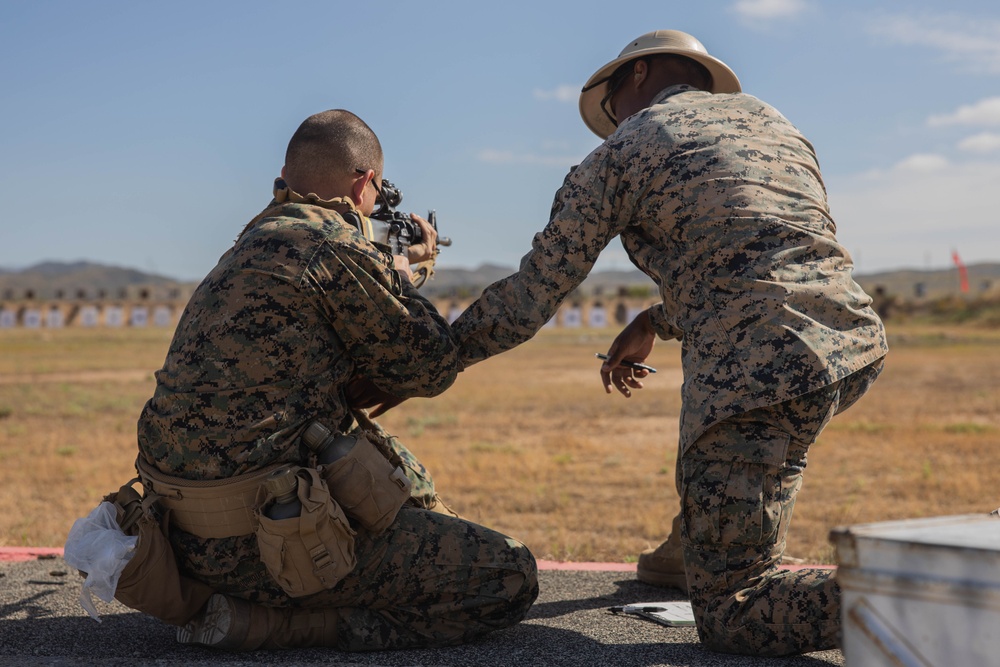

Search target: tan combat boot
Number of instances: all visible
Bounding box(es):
[636,515,805,591]
[636,514,688,592]
[176,593,341,651]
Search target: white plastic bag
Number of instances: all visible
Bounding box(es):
[63,501,138,621]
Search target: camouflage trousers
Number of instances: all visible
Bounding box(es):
[170,436,538,650]
[679,358,884,656]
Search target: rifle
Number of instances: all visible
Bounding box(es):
[369,179,451,289]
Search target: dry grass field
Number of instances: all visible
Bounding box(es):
[1,323,998,564]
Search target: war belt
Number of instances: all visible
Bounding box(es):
[134,456,284,539]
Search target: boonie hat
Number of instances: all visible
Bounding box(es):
[579,29,741,139]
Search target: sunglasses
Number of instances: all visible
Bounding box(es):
[582,59,642,129]
[355,168,391,211]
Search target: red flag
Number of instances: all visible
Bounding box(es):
[952,250,969,293]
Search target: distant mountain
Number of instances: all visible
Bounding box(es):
[854,263,1000,300]
[421,263,517,297]
[423,264,661,298]
[426,262,1000,301]
[1,260,997,302]
[0,261,192,300]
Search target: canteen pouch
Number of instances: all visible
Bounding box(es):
[107,482,215,626]
[255,467,357,598]
[319,432,412,535]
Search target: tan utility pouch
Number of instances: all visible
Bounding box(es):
[255,467,357,598]
[106,481,215,626]
[319,432,412,535]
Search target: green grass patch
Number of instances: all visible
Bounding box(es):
[405,413,457,437]
[943,422,995,434]
[833,420,893,434]
[468,441,520,454]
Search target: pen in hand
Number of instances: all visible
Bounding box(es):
[595,353,657,374]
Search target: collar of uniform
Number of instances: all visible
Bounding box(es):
[650,83,702,106]
[271,177,357,214]
[234,180,361,244]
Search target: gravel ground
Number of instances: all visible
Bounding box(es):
[0,556,844,667]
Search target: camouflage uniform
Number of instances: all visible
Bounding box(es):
[453,85,888,655]
[137,196,537,650]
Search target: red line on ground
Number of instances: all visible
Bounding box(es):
[534,560,834,572]
[0,548,836,572]
[0,547,64,562]
[537,560,637,571]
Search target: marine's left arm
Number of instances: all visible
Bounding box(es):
[308,239,459,400]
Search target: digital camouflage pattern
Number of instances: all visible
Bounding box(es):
[139,197,458,480]
[451,84,888,655]
[170,506,538,650]
[452,84,888,453]
[681,359,883,656]
[136,197,537,648]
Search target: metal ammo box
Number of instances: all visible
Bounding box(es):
[830,513,1000,666]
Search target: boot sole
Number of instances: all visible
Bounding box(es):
[177,594,242,649]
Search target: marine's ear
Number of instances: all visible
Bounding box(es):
[351,168,375,210]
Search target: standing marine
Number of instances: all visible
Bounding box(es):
[452,30,887,656]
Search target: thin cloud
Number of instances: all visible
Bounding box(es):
[732,0,809,20]
[958,132,1000,153]
[893,154,951,173]
[857,153,951,180]
[868,13,1000,75]
[829,159,1000,272]
[533,85,579,103]
[928,97,1000,127]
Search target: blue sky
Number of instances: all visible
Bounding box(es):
[2,0,998,281]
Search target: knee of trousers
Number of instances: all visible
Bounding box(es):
[681,450,802,556]
[502,544,540,622]
[508,572,539,626]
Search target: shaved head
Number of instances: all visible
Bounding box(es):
[283,109,383,197]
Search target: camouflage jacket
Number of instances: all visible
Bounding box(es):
[453,84,887,450]
[138,198,459,479]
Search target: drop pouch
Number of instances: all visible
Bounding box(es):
[319,432,412,535]
[107,482,215,626]
[64,481,215,626]
[255,467,357,598]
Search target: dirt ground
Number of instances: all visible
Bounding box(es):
[1,324,998,563]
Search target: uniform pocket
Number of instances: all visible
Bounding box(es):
[682,421,792,548]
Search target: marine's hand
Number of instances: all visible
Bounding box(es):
[392,254,414,283]
[406,213,437,264]
[601,309,656,398]
[345,377,405,417]
[367,396,404,418]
